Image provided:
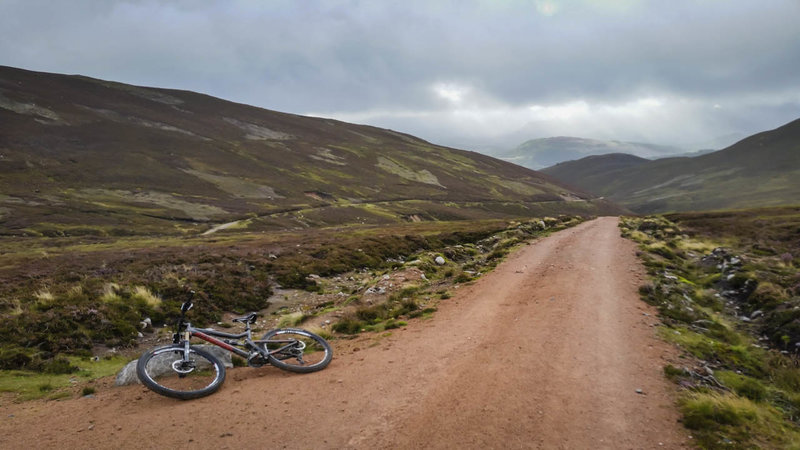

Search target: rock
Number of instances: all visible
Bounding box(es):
[268,253,278,259]
[434,256,446,265]
[420,273,427,281]
[635,388,644,394]
[137,332,144,338]
[115,345,233,386]
[750,310,763,319]
[115,360,140,386]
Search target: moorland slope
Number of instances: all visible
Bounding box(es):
[0,66,620,236]
[542,119,800,213]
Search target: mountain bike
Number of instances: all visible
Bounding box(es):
[136,292,332,400]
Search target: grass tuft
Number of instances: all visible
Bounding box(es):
[131,286,161,308]
[681,392,800,448]
[277,311,310,328]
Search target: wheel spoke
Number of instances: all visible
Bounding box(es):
[137,346,225,399]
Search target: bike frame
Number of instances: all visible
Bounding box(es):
[188,324,258,359]
[172,298,298,362]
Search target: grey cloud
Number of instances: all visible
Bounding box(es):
[0,0,798,150]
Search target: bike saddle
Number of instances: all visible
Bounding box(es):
[232,312,258,324]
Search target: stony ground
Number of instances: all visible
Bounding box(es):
[0,217,690,449]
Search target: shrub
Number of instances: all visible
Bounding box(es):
[391,299,418,318]
[355,304,387,322]
[331,318,364,334]
[0,347,33,370]
[454,272,473,283]
[40,357,79,374]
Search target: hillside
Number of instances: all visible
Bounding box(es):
[0,66,622,237]
[543,153,649,188]
[497,136,678,169]
[542,119,800,213]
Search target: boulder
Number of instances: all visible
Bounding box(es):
[434,256,446,265]
[114,345,233,387]
[115,360,140,386]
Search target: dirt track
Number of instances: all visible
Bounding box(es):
[1,217,689,449]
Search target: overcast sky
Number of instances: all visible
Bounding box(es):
[1,0,798,152]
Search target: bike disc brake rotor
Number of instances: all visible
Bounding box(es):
[171,359,196,374]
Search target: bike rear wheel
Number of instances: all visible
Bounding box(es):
[260,328,332,373]
[136,344,226,400]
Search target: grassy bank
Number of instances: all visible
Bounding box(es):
[621,206,800,448]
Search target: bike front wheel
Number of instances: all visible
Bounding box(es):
[136,344,226,400]
[260,328,332,373]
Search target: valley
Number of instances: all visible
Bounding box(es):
[1,64,798,449]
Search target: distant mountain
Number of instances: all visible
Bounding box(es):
[541,119,800,213]
[0,66,623,236]
[660,149,716,159]
[543,154,649,192]
[497,137,681,170]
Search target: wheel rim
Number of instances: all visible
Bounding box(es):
[263,331,329,368]
[142,348,222,394]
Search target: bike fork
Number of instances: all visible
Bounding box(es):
[182,339,191,362]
